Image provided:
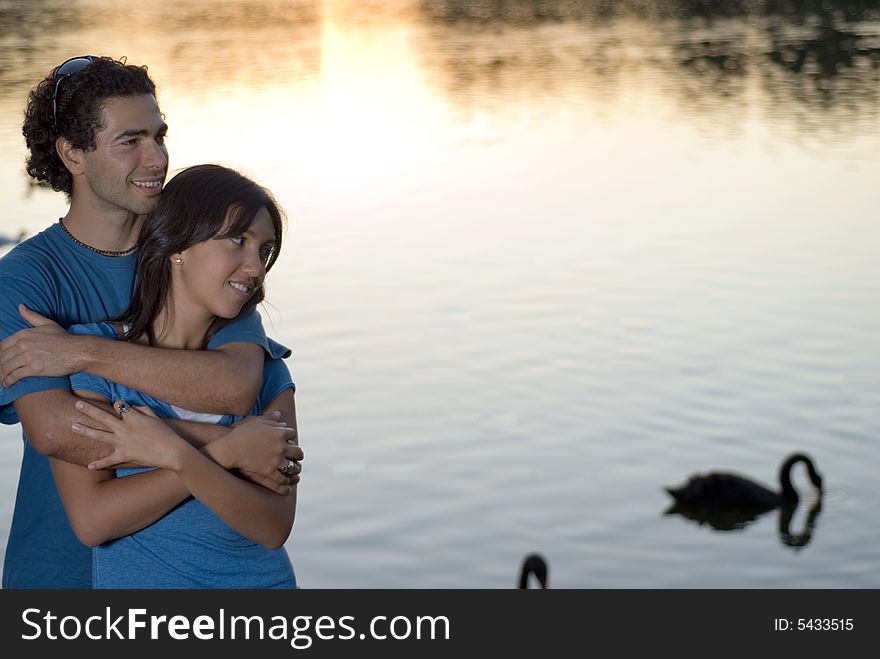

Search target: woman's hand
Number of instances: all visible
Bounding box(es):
[215,417,302,494]
[73,399,192,471]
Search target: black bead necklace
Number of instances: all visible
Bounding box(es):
[58,217,136,256]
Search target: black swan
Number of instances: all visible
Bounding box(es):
[518,553,548,589]
[665,453,823,509]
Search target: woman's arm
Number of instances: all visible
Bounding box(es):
[67,389,299,549]
[50,455,190,547]
[49,391,192,546]
[178,388,299,548]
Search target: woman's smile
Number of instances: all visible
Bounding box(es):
[228,280,256,300]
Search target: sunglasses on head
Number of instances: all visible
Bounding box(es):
[52,55,97,131]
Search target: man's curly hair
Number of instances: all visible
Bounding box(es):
[22,56,157,197]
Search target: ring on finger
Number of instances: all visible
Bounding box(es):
[280,458,295,475]
[116,402,130,416]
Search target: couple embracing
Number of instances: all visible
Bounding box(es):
[0,56,303,589]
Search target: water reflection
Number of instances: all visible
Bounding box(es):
[0,0,322,103]
[0,1,83,88]
[418,0,880,140]
[1,1,878,141]
[664,500,772,531]
[0,1,81,43]
[664,498,823,551]
[778,499,822,550]
[0,0,877,589]
[419,0,880,23]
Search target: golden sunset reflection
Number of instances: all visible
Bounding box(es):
[3,1,877,207]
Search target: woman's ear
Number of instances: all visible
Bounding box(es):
[56,137,85,176]
[171,254,184,265]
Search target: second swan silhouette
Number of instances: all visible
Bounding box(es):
[0,230,26,247]
[665,453,823,510]
[518,553,549,589]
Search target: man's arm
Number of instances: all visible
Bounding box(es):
[16,389,116,464]
[80,338,263,416]
[1,307,262,415]
[15,390,298,497]
[15,389,230,463]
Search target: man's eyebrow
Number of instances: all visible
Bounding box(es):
[113,128,148,141]
[113,123,168,141]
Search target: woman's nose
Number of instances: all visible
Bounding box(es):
[241,251,265,278]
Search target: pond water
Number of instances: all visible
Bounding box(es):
[0,0,878,587]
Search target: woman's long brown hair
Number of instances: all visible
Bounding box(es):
[117,164,284,348]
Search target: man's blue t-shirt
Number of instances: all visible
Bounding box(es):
[69,322,297,589]
[0,223,287,589]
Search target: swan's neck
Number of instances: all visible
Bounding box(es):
[779,454,822,501]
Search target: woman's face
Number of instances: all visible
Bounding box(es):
[175,206,276,319]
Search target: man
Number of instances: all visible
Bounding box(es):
[0,56,302,588]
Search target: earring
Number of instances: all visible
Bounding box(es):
[174,258,183,264]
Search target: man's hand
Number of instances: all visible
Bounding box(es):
[0,305,85,386]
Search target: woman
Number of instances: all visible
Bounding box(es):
[49,164,300,588]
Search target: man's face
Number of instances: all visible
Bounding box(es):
[79,94,168,216]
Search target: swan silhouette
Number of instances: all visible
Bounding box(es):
[518,553,548,589]
[0,230,26,246]
[665,453,823,509]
